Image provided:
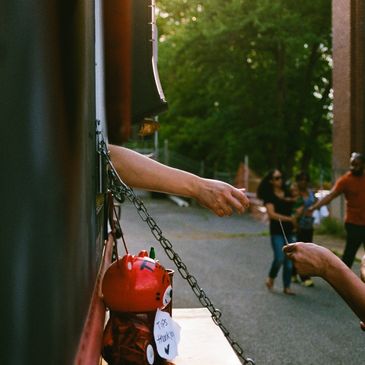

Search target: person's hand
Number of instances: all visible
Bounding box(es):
[290,215,298,224]
[295,206,304,217]
[291,216,299,230]
[283,242,333,277]
[194,178,249,217]
[303,209,313,217]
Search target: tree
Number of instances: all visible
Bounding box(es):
[156,0,332,182]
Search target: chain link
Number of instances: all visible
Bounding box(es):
[98,140,255,365]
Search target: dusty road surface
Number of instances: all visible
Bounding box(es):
[116,193,365,365]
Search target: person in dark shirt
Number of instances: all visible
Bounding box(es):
[257,169,297,295]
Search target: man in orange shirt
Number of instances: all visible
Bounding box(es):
[309,152,365,268]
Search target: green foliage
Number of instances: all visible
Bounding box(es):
[316,217,346,239]
[156,0,332,180]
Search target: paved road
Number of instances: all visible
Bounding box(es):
[117,193,365,365]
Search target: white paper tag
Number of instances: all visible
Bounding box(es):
[153,309,180,360]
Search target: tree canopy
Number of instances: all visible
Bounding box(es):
[156,0,332,183]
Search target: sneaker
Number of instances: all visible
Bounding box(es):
[303,279,314,287]
[291,275,300,283]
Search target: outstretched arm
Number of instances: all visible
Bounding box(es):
[309,189,340,212]
[109,144,249,217]
[284,242,365,324]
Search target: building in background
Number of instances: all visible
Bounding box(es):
[331,0,365,220]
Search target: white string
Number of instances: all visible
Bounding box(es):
[279,219,289,245]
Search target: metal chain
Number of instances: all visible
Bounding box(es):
[98,140,255,365]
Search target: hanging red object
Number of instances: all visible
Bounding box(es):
[102,312,156,365]
[102,251,172,312]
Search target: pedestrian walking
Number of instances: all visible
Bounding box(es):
[257,169,297,295]
[309,152,365,268]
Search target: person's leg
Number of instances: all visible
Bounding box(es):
[342,223,363,268]
[266,234,285,289]
[283,256,293,289]
[297,229,314,285]
[291,265,300,283]
[298,229,313,243]
[283,234,295,294]
[268,234,285,279]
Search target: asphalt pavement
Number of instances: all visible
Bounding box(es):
[117,193,365,365]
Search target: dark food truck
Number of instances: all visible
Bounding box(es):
[1,1,166,364]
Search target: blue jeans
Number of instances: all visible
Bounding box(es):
[268,234,295,288]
